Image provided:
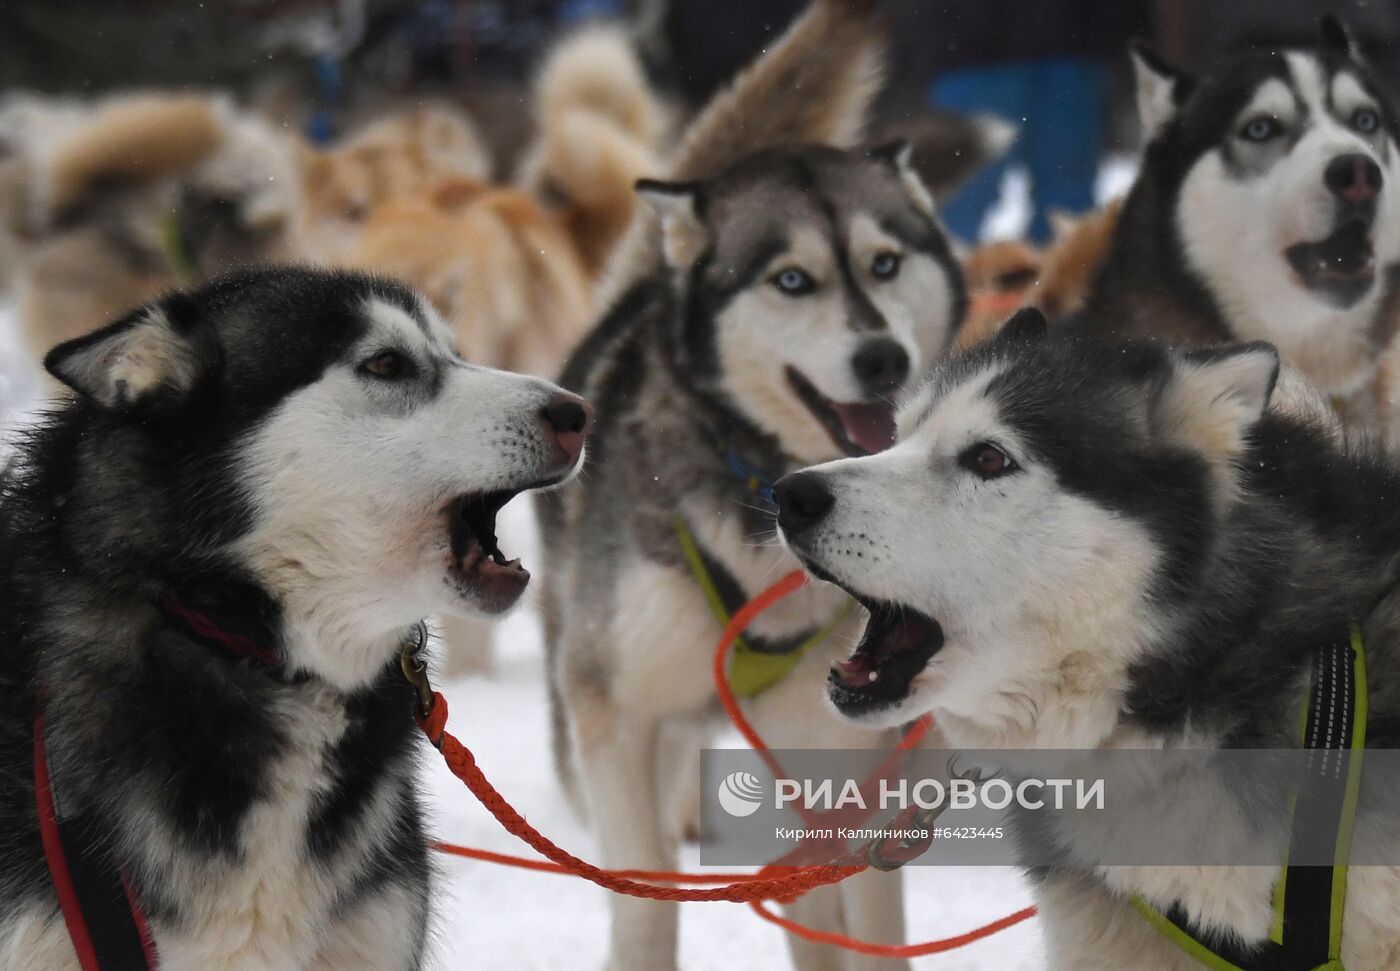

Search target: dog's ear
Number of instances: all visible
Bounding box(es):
[636,178,708,269]
[997,307,1049,344]
[45,291,218,411]
[1130,41,1194,142]
[1319,15,1359,59]
[870,138,937,216]
[1156,342,1279,458]
[1047,209,1079,240]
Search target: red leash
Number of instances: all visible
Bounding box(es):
[424,569,1038,956]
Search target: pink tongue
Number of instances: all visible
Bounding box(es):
[830,401,896,454]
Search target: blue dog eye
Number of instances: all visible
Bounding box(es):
[1353,108,1380,133]
[1241,117,1280,142]
[871,252,902,279]
[772,268,815,295]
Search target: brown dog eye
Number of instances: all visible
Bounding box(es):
[361,350,408,379]
[959,441,1017,479]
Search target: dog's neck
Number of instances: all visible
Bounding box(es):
[643,333,791,538]
[162,569,415,693]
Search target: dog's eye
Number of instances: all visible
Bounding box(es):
[361,350,409,380]
[871,252,902,280]
[958,441,1017,479]
[1352,107,1380,134]
[1240,116,1282,142]
[771,267,816,296]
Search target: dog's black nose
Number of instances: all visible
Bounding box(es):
[774,472,834,536]
[542,394,593,466]
[852,340,910,397]
[543,396,590,434]
[1325,153,1383,205]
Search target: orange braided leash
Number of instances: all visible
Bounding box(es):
[418,692,866,902]
[421,568,1038,952]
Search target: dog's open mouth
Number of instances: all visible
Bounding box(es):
[828,596,944,715]
[448,490,529,611]
[1285,220,1376,305]
[785,366,895,457]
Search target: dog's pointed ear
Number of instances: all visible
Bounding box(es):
[1131,41,1194,142]
[870,138,937,216]
[45,291,218,411]
[1156,342,1279,457]
[636,178,708,269]
[1319,15,1359,59]
[998,307,1049,344]
[1047,209,1079,240]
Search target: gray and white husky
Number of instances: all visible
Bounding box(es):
[1078,17,1400,432]
[776,309,1400,969]
[539,1,966,967]
[0,267,589,970]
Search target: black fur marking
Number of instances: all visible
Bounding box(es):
[0,267,432,948]
[953,333,1400,749]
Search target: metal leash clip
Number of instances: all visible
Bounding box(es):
[865,759,988,871]
[398,621,435,719]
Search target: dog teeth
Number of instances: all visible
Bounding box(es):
[868,671,879,682]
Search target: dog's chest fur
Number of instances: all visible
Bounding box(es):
[10,610,427,970]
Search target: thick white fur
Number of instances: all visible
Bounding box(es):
[236,297,580,692]
[783,356,1400,968]
[1172,54,1400,397]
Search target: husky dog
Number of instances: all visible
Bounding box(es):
[0,268,590,970]
[1077,17,1400,430]
[775,309,1400,969]
[540,1,966,967]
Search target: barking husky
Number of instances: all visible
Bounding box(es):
[540,1,965,967]
[0,268,590,970]
[1077,17,1400,430]
[776,309,1400,969]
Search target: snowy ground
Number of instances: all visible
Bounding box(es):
[0,297,1044,969]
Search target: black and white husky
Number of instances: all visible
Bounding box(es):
[0,268,589,970]
[1078,17,1400,431]
[776,309,1400,969]
[539,1,966,967]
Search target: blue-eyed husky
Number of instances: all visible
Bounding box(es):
[539,0,968,968]
[1076,17,1400,433]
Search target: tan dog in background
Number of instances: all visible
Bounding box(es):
[297,104,492,262]
[1028,199,1122,320]
[6,93,302,386]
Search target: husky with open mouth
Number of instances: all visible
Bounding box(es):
[0,267,589,970]
[776,308,1400,969]
[538,1,967,966]
[1075,17,1400,431]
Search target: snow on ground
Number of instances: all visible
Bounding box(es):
[0,299,1043,969]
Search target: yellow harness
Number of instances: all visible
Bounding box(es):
[1133,626,1368,971]
[673,517,852,698]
